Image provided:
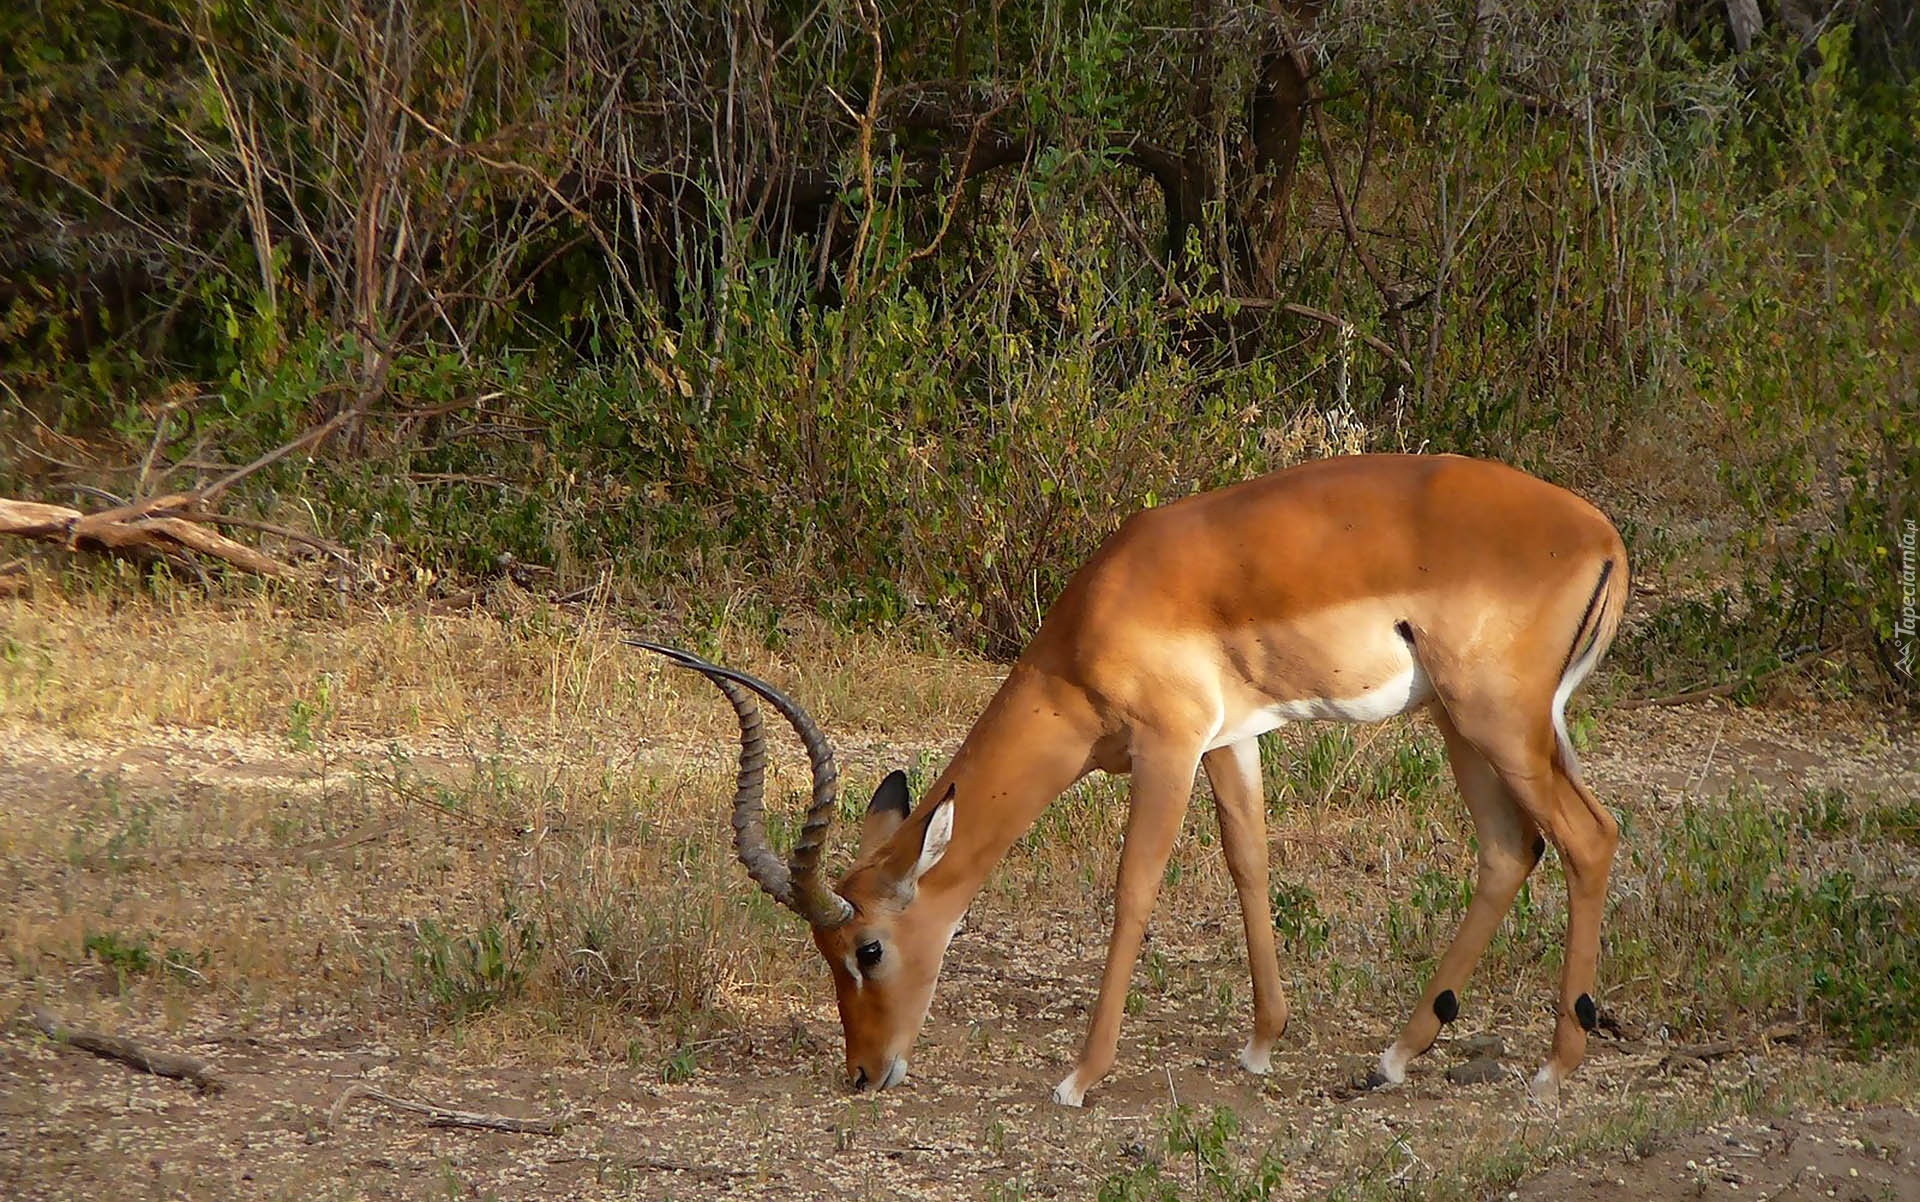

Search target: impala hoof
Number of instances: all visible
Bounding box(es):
[1527,1064,1562,1104]
[1357,1047,1409,1091]
[1238,1041,1273,1076]
[1051,1074,1088,1107]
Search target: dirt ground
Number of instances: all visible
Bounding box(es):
[1513,1107,1920,1202]
[2,699,1917,1201]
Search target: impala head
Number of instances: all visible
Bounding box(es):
[629,640,958,1092]
[810,771,957,1090]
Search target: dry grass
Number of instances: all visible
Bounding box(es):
[0,568,1002,1077]
[0,568,1000,743]
[2,735,872,1069]
[3,572,1918,1199]
[5,570,1915,1061]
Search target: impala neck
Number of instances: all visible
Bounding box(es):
[910,664,1100,927]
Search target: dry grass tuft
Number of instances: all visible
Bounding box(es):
[0,569,999,745]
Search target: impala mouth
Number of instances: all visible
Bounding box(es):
[851,1057,909,1091]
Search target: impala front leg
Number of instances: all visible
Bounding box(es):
[1053,734,1205,1107]
[1203,740,1288,1075]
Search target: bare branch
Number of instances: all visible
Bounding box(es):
[328,1084,563,1136]
[1216,298,1415,377]
[22,1008,224,1094]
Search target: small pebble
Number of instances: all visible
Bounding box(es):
[1456,1033,1505,1059]
[1445,1057,1505,1086]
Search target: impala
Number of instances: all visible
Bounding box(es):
[634,453,1628,1105]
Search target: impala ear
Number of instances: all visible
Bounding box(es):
[908,785,956,886]
[860,770,912,858]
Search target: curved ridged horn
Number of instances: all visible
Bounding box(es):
[628,639,854,928]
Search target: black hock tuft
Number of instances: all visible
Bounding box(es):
[1575,993,1598,1032]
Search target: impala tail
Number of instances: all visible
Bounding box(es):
[1551,555,1628,782]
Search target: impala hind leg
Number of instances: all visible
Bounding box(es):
[1509,763,1617,1101]
[1203,740,1288,1075]
[1053,734,1206,1107]
[1373,708,1542,1087]
[1431,707,1618,1101]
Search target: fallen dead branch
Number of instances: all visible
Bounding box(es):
[1218,298,1416,378]
[328,1083,563,1136]
[548,1154,747,1181]
[1659,1039,1741,1073]
[0,494,302,579]
[21,1007,225,1094]
[0,350,390,582]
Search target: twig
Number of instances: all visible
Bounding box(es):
[1618,642,1850,709]
[198,350,389,507]
[841,0,886,296]
[22,1007,224,1093]
[192,513,353,564]
[1221,298,1415,377]
[133,398,178,502]
[902,97,1017,269]
[553,580,606,605]
[1272,27,1396,314]
[1686,717,1726,796]
[1617,681,1748,709]
[409,472,513,488]
[1311,722,1391,810]
[328,1083,562,1136]
[69,484,128,508]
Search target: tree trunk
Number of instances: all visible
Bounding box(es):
[1234,2,1323,297]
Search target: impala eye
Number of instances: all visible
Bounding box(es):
[856,940,884,970]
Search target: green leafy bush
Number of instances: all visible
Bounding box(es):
[3,1,1913,690]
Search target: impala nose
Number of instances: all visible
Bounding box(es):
[849,1057,907,1091]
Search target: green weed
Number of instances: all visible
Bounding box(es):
[82,931,208,991]
[410,898,543,1021]
[1097,1106,1285,1202]
[1606,785,1920,1049]
[1268,881,1331,958]
[82,931,154,986]
[660,1039,699,1085]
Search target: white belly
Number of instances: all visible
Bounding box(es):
[1205,662,1433,751]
